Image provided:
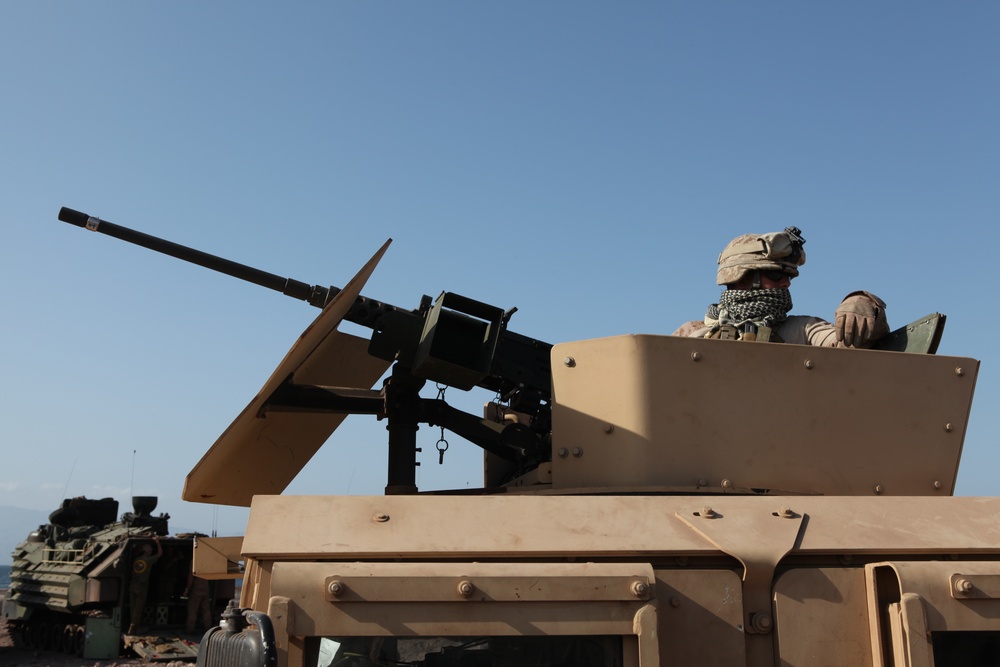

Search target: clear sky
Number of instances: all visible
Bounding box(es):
[2,3,998,538]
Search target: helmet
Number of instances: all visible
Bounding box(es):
[716,227,806,286]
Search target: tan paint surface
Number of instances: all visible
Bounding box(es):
[551,335,977,495]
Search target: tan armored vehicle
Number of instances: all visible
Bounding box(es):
[59,207,1000,667]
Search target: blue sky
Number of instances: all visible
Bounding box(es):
[2,3,998,537]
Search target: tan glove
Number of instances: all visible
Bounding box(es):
[835,291,888,348]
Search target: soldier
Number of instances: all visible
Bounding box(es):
[184,570,213,635]
[673,228,888,346]
[127,535,163,635]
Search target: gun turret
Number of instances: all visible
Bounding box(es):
[59,207,553,493]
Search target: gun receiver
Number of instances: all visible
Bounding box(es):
[59,207,553,488]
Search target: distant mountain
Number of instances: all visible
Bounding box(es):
[0,506,50,564]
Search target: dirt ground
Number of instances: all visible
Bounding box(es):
[0,593,191,667]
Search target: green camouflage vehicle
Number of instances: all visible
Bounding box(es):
[3,495,234,660]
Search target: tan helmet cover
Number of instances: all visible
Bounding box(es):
[716,231,807,285]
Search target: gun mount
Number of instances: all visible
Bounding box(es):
[59,207,553,499]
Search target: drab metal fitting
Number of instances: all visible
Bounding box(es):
[955,578,974,595]
[697,507,717,518]
[373,512,390,522]
[721,478,732,489]
[572,447,583,457]
[557,447,569,458]
[803,359,814,370]
[955,367,965,377]
[873,484,884,495]
[933,480,943,490]
[750,612,773,634]
[603,424,614,434]
[563,356,576,367]
[328,580,346,597]
[630,581,649,597]
[691,352,702,362]
[944,423,953,432]
[776,507,794,518]
[457,580,474,598]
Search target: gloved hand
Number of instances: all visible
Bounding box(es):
[835,291,888,348]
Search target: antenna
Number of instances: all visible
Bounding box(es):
[130,449,137,500]
[61,458,77,501]
[126,449,138,538]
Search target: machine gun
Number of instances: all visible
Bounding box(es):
[58,207,553,499]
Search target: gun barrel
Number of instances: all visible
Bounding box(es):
[59,207,334,307]
[58,206,553,413]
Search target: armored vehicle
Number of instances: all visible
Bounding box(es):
[58,207,1000,667]
[2,495,235,660]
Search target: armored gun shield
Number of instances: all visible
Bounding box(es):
[182,242,393,507]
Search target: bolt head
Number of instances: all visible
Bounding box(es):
[329,581,346,597]
[751,612,773,633]
[457,580,474,597]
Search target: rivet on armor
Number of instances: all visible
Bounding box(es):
[933,480,943,490]
[721,478,732,489]
[873,484,884,495]
[776,507,794,518]
[557,448,569,458]
[572,447,583,457]
[328,580,346,597]
[669,596,681,608]
[698,507,717,518]
[955,367,964,377]
[803,359,814,370]
[457,580,474,598]
[691,352,702,362]
[563,356,576,367]
[750,612,773,634]
[373,513,390,523]
[944,423,953,432]
[603,424,614,434]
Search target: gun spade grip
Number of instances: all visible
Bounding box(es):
[59,207,90,228]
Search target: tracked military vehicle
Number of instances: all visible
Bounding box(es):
[58,206,1000,667]
[2,495,235,660]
